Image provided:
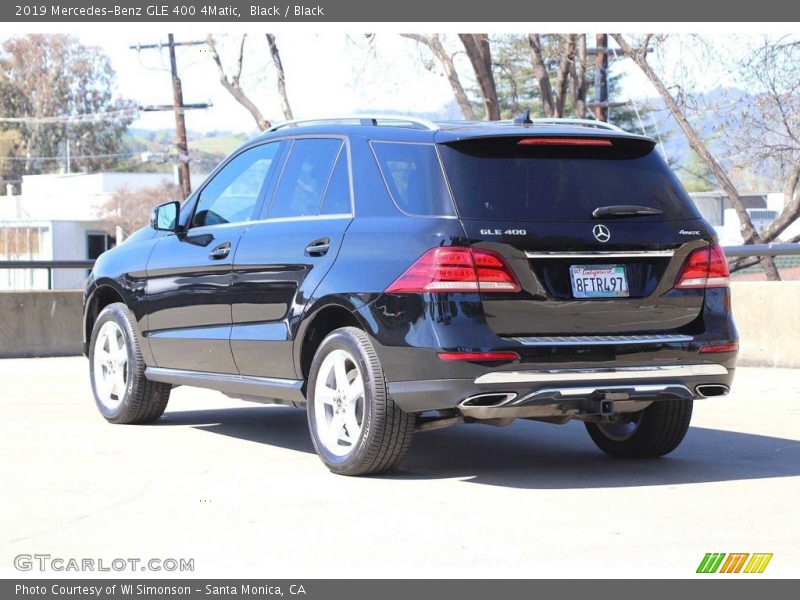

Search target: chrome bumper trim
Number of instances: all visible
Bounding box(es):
[511,334,693,346]
[474,364,729,385]
[525,250,675,259]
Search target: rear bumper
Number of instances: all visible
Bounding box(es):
[387,363,734,416]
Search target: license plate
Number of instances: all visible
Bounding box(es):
[570,264,629,298]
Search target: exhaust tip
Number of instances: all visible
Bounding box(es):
[460,392,517,407]
[695,384,730,398]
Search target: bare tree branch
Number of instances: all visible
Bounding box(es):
[266,34,293,121]
[401,34,476,120]
[459,33,500,120]
[206,35,271,131]
[554,35,576,117]
[528,34,555,118]
[612,33,780,280]
[571,34,589,118]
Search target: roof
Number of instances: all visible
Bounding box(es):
[248,115,654,145]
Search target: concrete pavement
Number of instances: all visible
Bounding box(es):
[1,357,799,578]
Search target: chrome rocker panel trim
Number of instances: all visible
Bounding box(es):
[144,367,305,405]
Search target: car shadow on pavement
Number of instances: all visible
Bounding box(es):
[156,405,800,490]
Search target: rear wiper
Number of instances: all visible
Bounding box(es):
[592,205,664,218]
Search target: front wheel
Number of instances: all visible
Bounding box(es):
[585,399,693,458]
[89,302,171,424]
[306,327,415,476]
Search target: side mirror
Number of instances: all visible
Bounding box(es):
[151,201,180,232]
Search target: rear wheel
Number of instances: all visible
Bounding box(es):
[585,399,693,458]
[306,327,414,476]
[89,302,171,424]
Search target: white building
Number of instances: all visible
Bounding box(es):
[0,172,205,290]
[688,191,800,244]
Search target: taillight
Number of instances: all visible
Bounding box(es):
[516,137,613,147]
[385,247,520,293]
[673,245,729,289]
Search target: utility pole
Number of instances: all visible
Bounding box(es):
[593,34,609,122]
[167,34,191,199]
[130,36,210,200]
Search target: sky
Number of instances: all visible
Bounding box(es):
[4,31,795,135]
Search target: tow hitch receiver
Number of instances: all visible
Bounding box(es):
[590,391,630,416]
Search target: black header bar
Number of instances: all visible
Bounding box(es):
[3,0,799,22]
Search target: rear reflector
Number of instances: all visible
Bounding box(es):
[385,247,520,293]
[437,351,520,361]
[674,244,730,289]
[699,342,739,353]
[516,137,613,147]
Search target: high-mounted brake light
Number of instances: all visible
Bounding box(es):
[385,247,520,294]
[516,138,613,147]
[673,244,730,289]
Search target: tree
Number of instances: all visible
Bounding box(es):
[720,38,800,272]
[266,34,293,121]
[458,34,501,120]
[207,34,294,132]
[0,34,133,180]
[400,34,477,120]
[98,183,180,237]
[612,33,781,281]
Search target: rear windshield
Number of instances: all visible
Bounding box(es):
[438,137,700,222]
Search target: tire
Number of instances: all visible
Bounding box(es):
[306,326,415,476]
[89,302,171,424]
[585,399,693,458]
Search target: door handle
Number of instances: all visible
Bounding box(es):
[305,238,331,257]
[209,242,232,260]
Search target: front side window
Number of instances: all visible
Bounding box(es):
[269,139,344,218]
[191,142,280,228]
[371,142,455,217]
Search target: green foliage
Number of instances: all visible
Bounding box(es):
[466,34,653,134]
[0,34,133,180]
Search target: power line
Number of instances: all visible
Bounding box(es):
[0,108,139,125]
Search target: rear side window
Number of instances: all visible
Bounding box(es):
[371,142,455,217]
[437,137,701,222]
[270,139,343,218]
[319,150,351,215]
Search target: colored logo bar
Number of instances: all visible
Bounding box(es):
[697,553,773,574]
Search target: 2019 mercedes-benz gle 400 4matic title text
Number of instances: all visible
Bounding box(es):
[84,115,738,476]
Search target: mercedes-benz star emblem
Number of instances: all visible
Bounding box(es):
[592,224,611,243]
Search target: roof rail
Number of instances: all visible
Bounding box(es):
[528,118,625,132]
[267,114,440,132]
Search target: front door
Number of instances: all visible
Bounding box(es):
[145,141,283,373]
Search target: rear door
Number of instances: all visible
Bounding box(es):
[436,134,711,336]
[230,137,354,378]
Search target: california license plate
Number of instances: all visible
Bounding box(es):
[570,264,629,298]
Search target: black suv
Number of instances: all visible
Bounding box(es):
[84,116,738,476]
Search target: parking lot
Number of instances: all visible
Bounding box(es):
[1,357,799,578]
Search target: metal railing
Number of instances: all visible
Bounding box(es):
[0,260,95,290]
[721,243,800,257]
